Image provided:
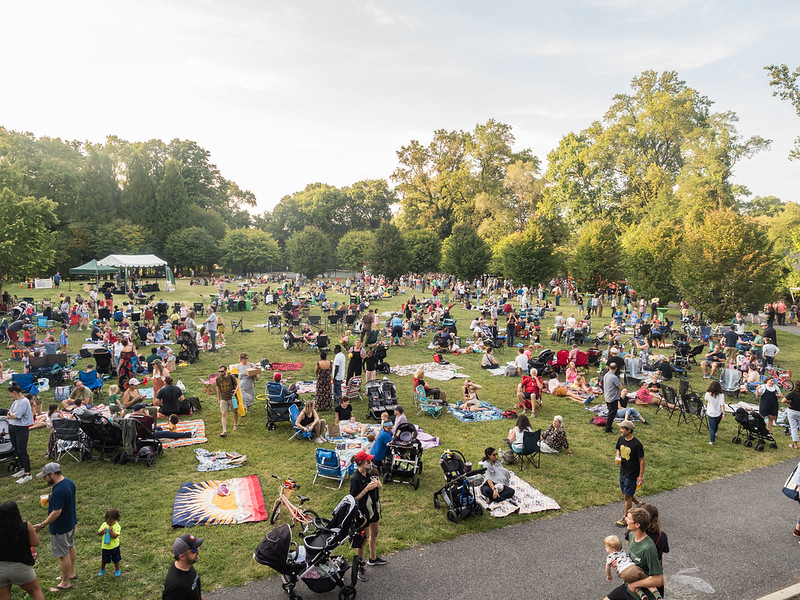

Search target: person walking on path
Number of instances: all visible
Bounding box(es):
[704,380,726,446]
[603,507,664,600]
[215,365,240,437]
[33,463,78,593]
[163,534,205,600]
[604,363,626,434]
[615,421,644,528]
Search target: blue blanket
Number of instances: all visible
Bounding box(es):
[447,401,504,422]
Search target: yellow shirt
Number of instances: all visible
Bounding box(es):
[98,521,121,550]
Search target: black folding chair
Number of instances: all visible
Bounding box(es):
[656,384,681,419]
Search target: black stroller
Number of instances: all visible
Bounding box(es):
[78,413,124,461]
[265,381,301,431]
[432,450,486,522]
[365,378,399,420]
[529,349,556,379]
[254,494,365,600]
[383,422,423,489]
[373,343,390,374]
[177,331,199,364]
[0,416,20,475]
[732,407,778,451]
[118,416,164,467]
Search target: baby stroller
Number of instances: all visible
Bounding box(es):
[365,378,398,420]
[177,331,199,364]
[118,416,164,467]
[732,407,778,452]
[254,494,365,600]
[529,349,556,379]
[432,450,486,522]
[78,413,125,462]
[383,422,423,489]
[266,381,301,431]
[373,343,390,374]
[0,416,20,476]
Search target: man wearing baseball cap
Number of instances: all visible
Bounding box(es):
[163,534,204,600]
[33,463,78,592]
[349,450,387,582]
[614,420,645,528]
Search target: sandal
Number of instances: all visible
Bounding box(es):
[49,585,73,592]
[56,576,78,581]
[219,432,227,437]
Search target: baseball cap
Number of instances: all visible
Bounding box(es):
[128,378,141,386]
[382,420,393,428]
[173,534,204,556]
[610,347,619,354]
[36,462,61,478]
[132,403,147,411]
[354,450,374,463]
[618,420,635,431]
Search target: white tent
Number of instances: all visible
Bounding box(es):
[97,254,169,293]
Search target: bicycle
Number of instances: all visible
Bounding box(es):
[269,475,319,534]
[765,366,795,392]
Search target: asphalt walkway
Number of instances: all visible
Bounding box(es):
[208,456,800,600]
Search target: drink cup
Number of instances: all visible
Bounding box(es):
[39,494,49,508]
[615,456,622,465]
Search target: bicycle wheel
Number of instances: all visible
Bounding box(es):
[783,380,795,392]
[270,502,282,525]
[300,509,320,535]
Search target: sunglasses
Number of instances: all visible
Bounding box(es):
[218,370,226,374]
[192,547,200,554]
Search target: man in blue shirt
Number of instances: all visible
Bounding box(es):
[371,421,394,467]
[34,463,78,592]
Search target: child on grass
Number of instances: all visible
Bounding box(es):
[604,535,662,600]
[98,508,122,577]
[364,349,377,383]
[107,385,121,413]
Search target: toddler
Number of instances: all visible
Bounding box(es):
[107,385,121,411]
[364,350,376,383]
[98,508,122,577]
[604,535,661,600]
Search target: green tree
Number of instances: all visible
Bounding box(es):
[90,219,148,257]
[153,159,188,250]
[740,195,784,217]
[336,230,375,272]
[286,226,332,279]
[440,224,491,280]
[367,222,407,280]
[674,209,779,320]
[762,201,800,289]
[765,64,800,159]
[165,227,219,273]
[620,220,681,302]
[493,225,557,285]
[0,188,58,281]
[568,220,622,291]
[404,230,441,274]
[220,229,282,276]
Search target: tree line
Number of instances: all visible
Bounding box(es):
[1,68,799,320]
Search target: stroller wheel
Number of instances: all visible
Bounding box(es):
[756,444,764,452]
[338,585,357,600]
[119,452,129,465]
[146,453,156,467]
[732,436,741,444]
[267,422,276,431]
[383,473,392,484]
[771,442,778,449]
[289,594,303,600]
[446,509,458,523]
[473,504,484,516]
[7,462,19,474]
[744,440,753,448]
[412,476,420,490]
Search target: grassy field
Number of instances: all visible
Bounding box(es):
[2,279,798,599]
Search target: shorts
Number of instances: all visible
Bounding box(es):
[51,528,76,558]
[521,392,532,400]
[102,547,121,564]
[0,561,37,587]
[619,474,637,498]
[606,583,639,600]
[219,397,234,412]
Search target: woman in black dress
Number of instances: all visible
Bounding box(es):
[346,340,365,383]
[758,376,782,433]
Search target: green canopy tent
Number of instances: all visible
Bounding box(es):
[68,259,119,290]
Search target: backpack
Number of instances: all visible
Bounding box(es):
[186,396,202,412]
[505,365,518,377]
[501,410,517,419]
[591,416,607,426]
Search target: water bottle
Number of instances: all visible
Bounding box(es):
[104,528,111,545]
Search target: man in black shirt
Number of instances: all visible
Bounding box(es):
[156,377,193,416]
[614,420,644,528]
[722,325,740,364]
[655,359,673,381]
[163,534,204,600]
[762,323,778,347]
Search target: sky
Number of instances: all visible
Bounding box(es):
[1,0,799,213]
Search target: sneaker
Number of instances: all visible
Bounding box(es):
[357,567,368,582]
[702,375,710,379]
[615,519,627,528]
[97,570,105,577]
[114,570,121,577]
[16,475,32,484]
[708,441,715,445]
[315,436,326,443]
[793,529,800,538]
[11,469,25,478]
[367,557,388,566]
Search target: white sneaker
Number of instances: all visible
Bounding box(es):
[16,475,32,484]
[11,469,25,478]
[315,436,326,443]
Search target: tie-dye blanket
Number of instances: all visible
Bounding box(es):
[157,419,207,448]
[172,474,268,527]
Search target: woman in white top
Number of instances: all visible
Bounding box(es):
[507,414,532,451]
[704,380,726,446]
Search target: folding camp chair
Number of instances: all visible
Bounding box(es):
[230,317,243,334]
[416,384,442,418]
[656,384,681,419]
[503,429,541,471]
[267,314,283,334]
[623,357,644,386]
[11,373,40,396]
[308,315,321,327]
[720,368,742,399]
[77,369,104,392]
[313,447,348,489]
[677,378,708,432]
[200,374,218,395]
[50,418,90,462]
[344,376,363,403]
[288,403,315,442]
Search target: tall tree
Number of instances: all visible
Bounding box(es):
[765,64,800,160]
[404,230,441,274]
[0,189,58,282]
[165,227,219,273]
[336,230,375,272]
[220,229,282,276]
[91,219,147,257]
[440,224,491,280]
[568,220,622,291]
[367,222,407,280]
[153,159,189,250]
[674,209,779,320]
[620,220,681,302]
[493,225,557,285]
[286,226,332,279]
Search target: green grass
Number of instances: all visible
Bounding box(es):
[2,281,798,599]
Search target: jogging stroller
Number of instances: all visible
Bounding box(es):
[254,494,365,600]
[365,378,398,420]
[0,416,20,476]
[373,343,390,374]
[78,413,124,461]
[732,407,778,452]
[432,450,486,522]
[266,381,301,431]
[383,422,423,489]
[177,331,199,364]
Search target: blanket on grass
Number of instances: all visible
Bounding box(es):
[447,401,504,422]
[157,419,207,448]
[475,473,560,517]
[391,362,467,380]
[270,362,303,371]
[194,448,247,472]
[295,380,317,394]
[172,474,268,527]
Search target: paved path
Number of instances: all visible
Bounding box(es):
[208,457,800,600]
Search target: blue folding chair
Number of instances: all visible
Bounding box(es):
[11,373,39,396]
[288,403,315,442]
[313,447,348,489]
[77,369,104,392]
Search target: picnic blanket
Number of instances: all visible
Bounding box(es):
[295,380,316,394]
[476,473,560,517]
[447,401,504,422]
[172,474,268,527]
[157,419,207,448]
[486,367,507,376]
[270,362,303,371]
[392,362,467,381]
[194,449,247,472]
